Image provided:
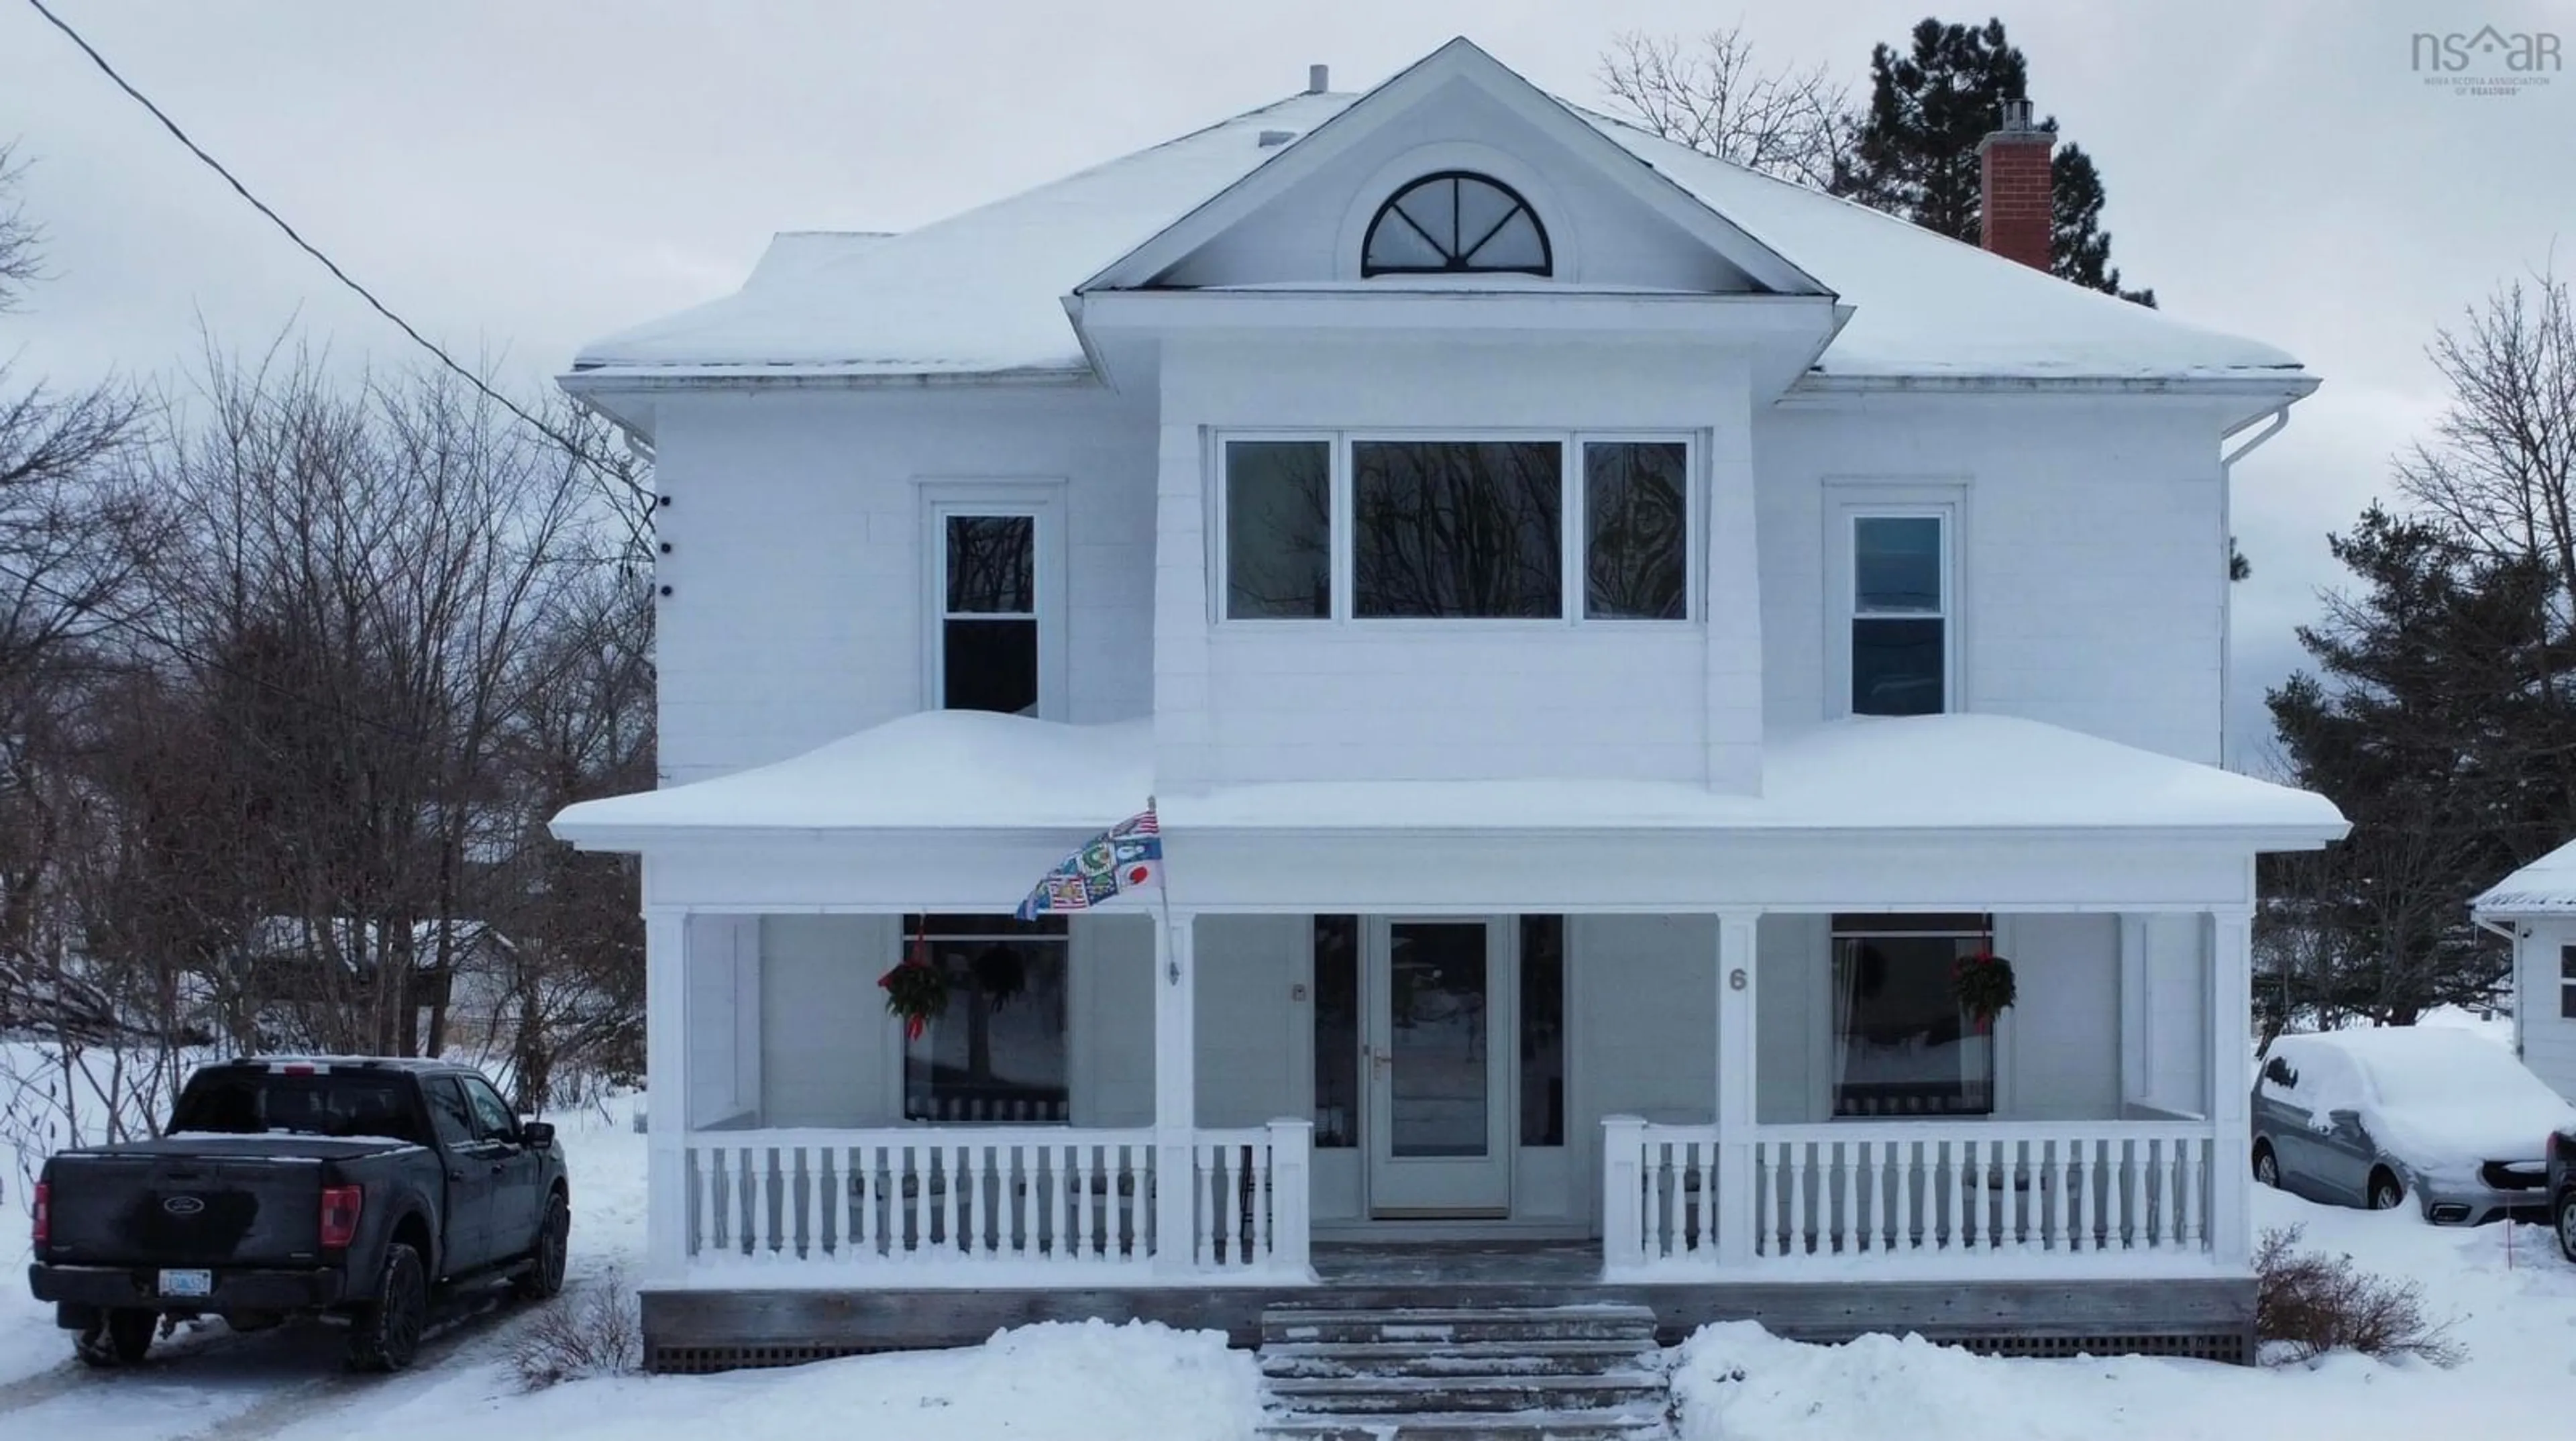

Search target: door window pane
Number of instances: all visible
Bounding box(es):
[899,915,1070,1122]
[941,515,1038,713]
[1226,441,1332,619]
[1518,915,1564,1146]
[1584,442,1687,619]
[1313,915,1359,1147]
[1387,921,1490,1158]
[1354,441,1562,618]
[1829,916,1994,1117]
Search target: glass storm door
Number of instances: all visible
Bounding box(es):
[1365,918,1512,1217]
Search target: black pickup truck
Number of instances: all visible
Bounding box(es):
[28,1057,570,1372]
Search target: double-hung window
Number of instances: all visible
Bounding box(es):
[922,483,1065,716]
[2562,943,2576,1020]
[1836,500,1956,716]
[1220,435,1693,623]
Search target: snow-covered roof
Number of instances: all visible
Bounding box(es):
[567,43,2310,390]
[2471,837,2576,916]
[549,710,2345,845]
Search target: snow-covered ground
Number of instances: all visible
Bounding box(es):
[3,1051,2571,1440]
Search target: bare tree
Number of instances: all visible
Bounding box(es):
[1598,28,1851,189]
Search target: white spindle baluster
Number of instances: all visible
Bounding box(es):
[2051,1141,2072,1251]
[1693,1141,1713,1252]
[1752,1142,1772,1257]
[1660,1142,1682,1259]
[2110,1138,2132,1250]
[1835,1141,1857,1254]
[860,1149,881,1263]
[686,1146,710,1259]
[2181,1138,2204,1248]
[1786,1142,1809,1256]
[1071,1144,1093,1261]
[1253,1140,1273,1263]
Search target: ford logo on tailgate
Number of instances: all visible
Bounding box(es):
[161,1195,205,1216]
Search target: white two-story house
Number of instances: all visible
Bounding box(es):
[553,39,2345,1373]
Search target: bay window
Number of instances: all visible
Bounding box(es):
[1219,434,1695,623]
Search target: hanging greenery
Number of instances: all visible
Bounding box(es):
[971,943,1028,1010]
[879,943,949,1040]
[1951,949,2018,1029]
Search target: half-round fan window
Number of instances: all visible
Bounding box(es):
[1361,172,1552,277]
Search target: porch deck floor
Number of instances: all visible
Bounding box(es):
[1310,1240,1604,1288]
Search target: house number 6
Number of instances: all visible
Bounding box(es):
[1729,968,1748,991]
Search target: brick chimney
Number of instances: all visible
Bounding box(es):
[1977,97,2053,272]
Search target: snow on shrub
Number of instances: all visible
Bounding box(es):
[511,1274,642,1389]
[2255,1224,2462,1367]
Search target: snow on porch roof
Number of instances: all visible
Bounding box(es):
[547,710,2346,847]
[2472,837,2576,916]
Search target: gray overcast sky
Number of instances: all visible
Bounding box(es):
[3,0,2569,767]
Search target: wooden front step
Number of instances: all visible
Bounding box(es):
[1256,1303,1670,1441]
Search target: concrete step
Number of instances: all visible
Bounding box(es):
[1261,1338,1660,1381]
[1261,1305,1660,1348]
[1264,1373,1668,1417]
[1254,1407,1670,1441]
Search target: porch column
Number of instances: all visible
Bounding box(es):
[643,906,690,1282]
[2208,906,2255,1267]
[1715,909,1762,1266]
[1152,908,1198,1275]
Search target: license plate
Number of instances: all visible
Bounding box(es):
[158,1269,213,1298]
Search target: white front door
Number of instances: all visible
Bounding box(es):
[1365,917,1513,1217]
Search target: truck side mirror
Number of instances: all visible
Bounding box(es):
[519,1120,557,1149]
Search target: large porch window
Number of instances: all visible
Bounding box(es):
[900,914,1070,1122]
[1829,913,1994,1117]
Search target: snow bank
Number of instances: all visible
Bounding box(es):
[552,710,2344,842]
[1668,1187,2576,1440]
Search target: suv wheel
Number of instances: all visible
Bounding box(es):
[2557,1189,2576,1264]
[74,1309,156,1367]
[345,1242,428,1373]
[2253,1142,2280,1188]
[512,1193,570,1301]
[2369,1171,2406,1212]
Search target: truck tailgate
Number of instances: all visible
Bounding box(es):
[46,1153,327,1267]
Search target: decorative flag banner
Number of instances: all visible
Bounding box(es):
[1016,804,1161,919]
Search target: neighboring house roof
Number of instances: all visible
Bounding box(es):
[566,39,2310,392]
[549,710,2346,845]
[2471,838,2576,916]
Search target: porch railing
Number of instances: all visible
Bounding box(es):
[677,1119,1311,1281]
[1605,1118,2218,1271]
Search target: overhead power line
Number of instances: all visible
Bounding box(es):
[21,0,635,488]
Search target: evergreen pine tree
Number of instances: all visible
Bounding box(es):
[1833,17,2154,306]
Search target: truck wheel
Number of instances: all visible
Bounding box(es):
[345,1242,428,1373]
[513,1193,570,1301]
[74,1309,156,1367]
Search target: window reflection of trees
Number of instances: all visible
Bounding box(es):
[1585,443,1686,620]
[1226,442,1332,619]
[945,516,1032,613]
[1354,441,1562,618]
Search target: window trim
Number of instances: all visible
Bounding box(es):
[1212,430,1699,629]
[1823,481,1967,718]
[917,480,1068,720]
